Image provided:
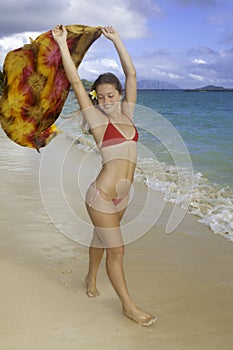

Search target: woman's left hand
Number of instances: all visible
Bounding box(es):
[101,26,120,42]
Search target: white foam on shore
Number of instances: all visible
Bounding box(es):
[135,156,233,241]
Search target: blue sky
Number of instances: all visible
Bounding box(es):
[0,0,233,88]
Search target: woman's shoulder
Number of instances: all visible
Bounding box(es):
[86,108,108,141]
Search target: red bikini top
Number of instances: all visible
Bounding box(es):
[100,118,139,149]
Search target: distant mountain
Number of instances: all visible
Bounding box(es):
[185,85,233,92]
[195,85,226,91]
[137,79,181,90]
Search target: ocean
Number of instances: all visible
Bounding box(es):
[57,90,233,241]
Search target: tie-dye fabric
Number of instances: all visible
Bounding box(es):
[0,25,102,150]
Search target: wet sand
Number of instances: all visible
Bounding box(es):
[1,131,233,350]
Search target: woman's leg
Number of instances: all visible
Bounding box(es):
[86,202,156,326]
[106,245,156,326]
[85,193,128,297]
[85,245,104,297]
[105,245,131,306]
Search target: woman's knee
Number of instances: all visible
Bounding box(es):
[106,245,125,260]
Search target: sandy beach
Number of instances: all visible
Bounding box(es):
[1,130,233,350]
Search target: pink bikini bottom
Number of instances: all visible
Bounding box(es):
[85,183,131,247]
[86,184,129,213]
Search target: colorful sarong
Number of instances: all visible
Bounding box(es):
[0,25,102,150]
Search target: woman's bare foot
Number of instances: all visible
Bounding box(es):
[84,275,100,298]
[123,306,157,327]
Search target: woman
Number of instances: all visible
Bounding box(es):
[52,25,156,326]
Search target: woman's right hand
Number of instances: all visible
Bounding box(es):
[52,25,67,44]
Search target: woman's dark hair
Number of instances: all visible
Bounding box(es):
[82,73,122,134]
[90,72,122,104]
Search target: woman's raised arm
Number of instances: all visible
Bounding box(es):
[52,26,93,110]
[52,25,103,132]
[102,26,137,115]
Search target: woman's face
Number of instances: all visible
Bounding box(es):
[96,83,121,115]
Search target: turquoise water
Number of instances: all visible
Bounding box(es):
[136,90,233,187]
[60,90,233,240]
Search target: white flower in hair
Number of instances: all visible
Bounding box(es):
[90,89,97,100]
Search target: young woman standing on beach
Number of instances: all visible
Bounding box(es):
[52,25,156,326]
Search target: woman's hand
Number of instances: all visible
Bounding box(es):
[52,25,67,45]
[101,26,120,42]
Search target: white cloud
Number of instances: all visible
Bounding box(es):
[0,0,159,39]
[188,73,205,81]
[80,58,121,80]
[0,32,42,68]
[62,0,149,39]
[133,43,233,88]
[0,0,160,68]
[0,32,41,51]
[151,68,182,80]
[192,58,208,64]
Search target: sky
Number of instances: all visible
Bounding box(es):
[0,0,233,88]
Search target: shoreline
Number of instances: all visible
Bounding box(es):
[1,133,233,349]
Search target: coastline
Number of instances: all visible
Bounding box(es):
[1,132,233,350]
